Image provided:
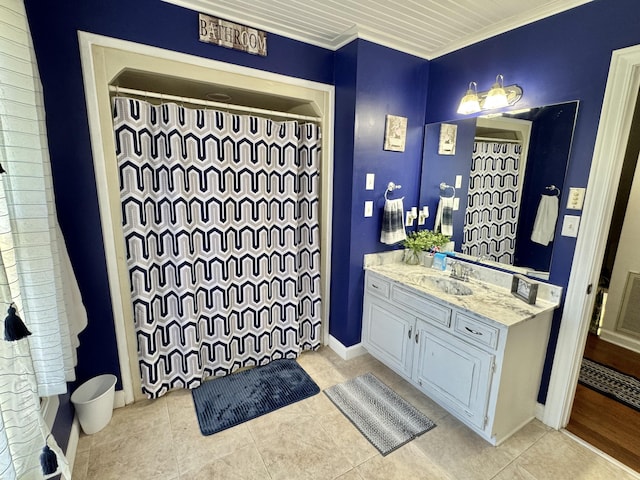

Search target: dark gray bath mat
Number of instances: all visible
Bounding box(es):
[192,359,320,435]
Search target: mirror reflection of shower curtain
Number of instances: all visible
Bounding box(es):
[462,141,521,264]
[113,97,321,399]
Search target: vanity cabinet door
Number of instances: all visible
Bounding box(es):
[413,320,495,430]
[362,295,415,378]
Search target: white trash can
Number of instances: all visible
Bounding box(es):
[71,374,117,435]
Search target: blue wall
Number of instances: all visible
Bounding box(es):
[425,0,640,400]
[22,0,640,449]
[23,0,334,392]
[330,40,429,346]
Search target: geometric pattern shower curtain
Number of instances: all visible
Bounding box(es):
[462,141,521,265]
[113,98,321,399]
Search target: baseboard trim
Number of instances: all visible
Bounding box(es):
[535,402,545,423]
[64,416,80,480]
[598,329,640,355]
[41,394,60,430]
[328,335,368,360]
[114,389,126,408]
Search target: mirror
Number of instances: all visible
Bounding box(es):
[419,101,579,279]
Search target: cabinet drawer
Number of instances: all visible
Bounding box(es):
[366,273,390,298]
[391,286,451,327]
[454,313,499,350]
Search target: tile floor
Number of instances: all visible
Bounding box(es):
[72,348,640,479]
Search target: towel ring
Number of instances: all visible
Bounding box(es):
[439,182,456,198]
[545,185,561,196]
[384,182,403,200]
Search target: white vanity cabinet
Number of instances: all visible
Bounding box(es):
[361,269,554,445]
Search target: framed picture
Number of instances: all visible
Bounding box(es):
[383,115,407,152]
[511,274,539,304]
[438,123,457,155]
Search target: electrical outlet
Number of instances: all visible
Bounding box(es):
[455,175,462,189]
[453,197,460,211]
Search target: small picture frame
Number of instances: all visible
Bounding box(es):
[438,123,457,155]
[511,274,539,304]
[383,114,407,152]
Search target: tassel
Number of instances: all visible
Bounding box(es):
[40,441,58,475]
[4,304,31,341]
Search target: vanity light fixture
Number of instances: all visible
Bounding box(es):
[457,75,523,114]
[484,74,509,109]
[456,82,481,115]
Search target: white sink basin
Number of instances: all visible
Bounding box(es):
[424,277,473,296]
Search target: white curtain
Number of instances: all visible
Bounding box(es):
[0,1,86,478]
[462,141,521,264]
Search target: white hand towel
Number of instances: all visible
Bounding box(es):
[531,195,559,246]
[434,196,454,236]
[380,198,406,244]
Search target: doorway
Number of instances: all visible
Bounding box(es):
[565,89,640,471]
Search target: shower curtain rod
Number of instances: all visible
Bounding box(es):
[474,136,521,144]
[108,86,321,123]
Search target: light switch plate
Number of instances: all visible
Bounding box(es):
[365,173,375,190]
[453,197,460,211]
[561,215,580,237]
[567,187,586,210]
[364,201,373,217]
[455,175,462,189]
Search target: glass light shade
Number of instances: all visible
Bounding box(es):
[457,91,481,114]
[484,84,509,109]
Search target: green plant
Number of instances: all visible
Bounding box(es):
[402,230,450,254]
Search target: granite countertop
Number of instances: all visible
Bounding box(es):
[365,262,560,328]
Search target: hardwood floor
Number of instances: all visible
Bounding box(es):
[566,333,640,473]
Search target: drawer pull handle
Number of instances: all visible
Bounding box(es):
[415,332,419,344]
[371,283,379,289]
[465,326,483,336]
[408,327,412,339]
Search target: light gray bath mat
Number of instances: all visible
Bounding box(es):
[324,373,436,456]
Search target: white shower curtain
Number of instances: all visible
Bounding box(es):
[0,1,86,478]
[463,141,521,264]
[114,98,322,399]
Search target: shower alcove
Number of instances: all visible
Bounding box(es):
[79,32,334,404]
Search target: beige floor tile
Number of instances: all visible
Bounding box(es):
[71,449,89,480]
[180,444,270,480]
[74,348,640,480]
[172,420,254,475]
[85,422,178,480]
[88,396,170,448]
[413,413,519,480]
[253,414,353,480]
[317,409,379,467]
[335,469,366,480]
[356,442,455,480]
[506,430,640,480]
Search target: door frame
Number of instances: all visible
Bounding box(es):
[78,32,335,404]
[543,44,640,428]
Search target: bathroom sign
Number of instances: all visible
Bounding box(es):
[199,14,267,56]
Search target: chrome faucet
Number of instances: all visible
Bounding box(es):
[450,260,473,282]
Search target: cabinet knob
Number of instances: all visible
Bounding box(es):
[408,327,412,338]
[415,332,419,344]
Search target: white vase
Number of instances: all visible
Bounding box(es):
[421,252,434,268]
